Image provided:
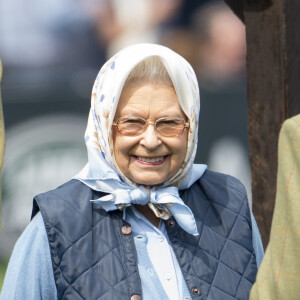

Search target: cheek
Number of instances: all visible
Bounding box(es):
[168,135,188,167]
[112,128,125,163]
[178,132,188,157]
[112,131,138,159]
[114,147,121,158]
[112,135,128,174]
[113,135,123,159]
[175,134,188,169]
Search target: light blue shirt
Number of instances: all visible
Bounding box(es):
[0,212,57,299]
[0,210,263,299]
[125,206,191,300]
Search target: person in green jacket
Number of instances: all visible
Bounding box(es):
[250,114,300,300]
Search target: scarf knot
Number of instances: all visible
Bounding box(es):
[92,186,181,209]
[91,184,200,236]
[114,187,150,206]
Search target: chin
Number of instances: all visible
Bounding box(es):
[130,174,168,186]
[134,179,164,186]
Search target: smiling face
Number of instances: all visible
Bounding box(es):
[112,82,188,186]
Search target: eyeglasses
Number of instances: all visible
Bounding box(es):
[113,116,189,137]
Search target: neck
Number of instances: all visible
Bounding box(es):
[134,204,160,228]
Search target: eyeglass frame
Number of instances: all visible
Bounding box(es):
[112,116,189,137]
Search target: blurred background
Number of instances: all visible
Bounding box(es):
[0,0,250,287]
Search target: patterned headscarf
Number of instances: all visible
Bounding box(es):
[76,44,206,235]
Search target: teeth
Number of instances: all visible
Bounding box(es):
[137,156,165,163]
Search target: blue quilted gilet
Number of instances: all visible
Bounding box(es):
[32,170,257,299]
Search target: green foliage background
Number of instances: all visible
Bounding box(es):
[0,259,8,292]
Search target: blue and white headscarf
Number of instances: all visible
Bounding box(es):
[75,43,207,235]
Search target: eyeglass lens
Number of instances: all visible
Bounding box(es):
[116,117,186,137]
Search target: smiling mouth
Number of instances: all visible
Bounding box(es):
[134,155,168,165]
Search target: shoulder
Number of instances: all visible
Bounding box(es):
[17,212,48,249]
[32,179,106,219]
[35,179,92,201]
[198,169,247,198]
[31,179,114,244]
[0,212,57,299]
[199,169,247,194]
[185,169,249,214]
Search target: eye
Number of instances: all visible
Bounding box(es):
[120,117,145,125]
[157,118,183,127]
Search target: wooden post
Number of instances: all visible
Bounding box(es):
[225,0,300,248]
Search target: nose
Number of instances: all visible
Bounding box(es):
[139,124,162,150]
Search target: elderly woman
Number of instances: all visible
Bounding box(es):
[1,44,263,300]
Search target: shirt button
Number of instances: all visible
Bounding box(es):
[158,235,164,242]
[121,224,132,235]
[165,273,172,281]
[131,295,141,300]
[184,297,191,300]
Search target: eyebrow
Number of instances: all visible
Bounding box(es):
[118,106,185,116]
